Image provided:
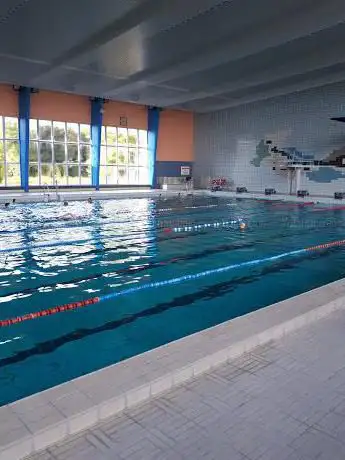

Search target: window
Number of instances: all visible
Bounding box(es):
[100,127,149,185]
[0,117,20,187]
[29,120,91,187]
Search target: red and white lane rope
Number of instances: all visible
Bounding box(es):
[1,238,344,327]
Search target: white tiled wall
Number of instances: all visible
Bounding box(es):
[194,81,345,195]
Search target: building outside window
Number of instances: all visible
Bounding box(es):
[29,119,92,187]
[99,126,149,185]
[0,117,20,187]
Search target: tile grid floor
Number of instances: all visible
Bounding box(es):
[27,309,345,460]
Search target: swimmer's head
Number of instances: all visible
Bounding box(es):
[12,198,16,204]
[239,222,247,230]
[4,202,9,208]
[87,197,92,203]
[63,200,68,206]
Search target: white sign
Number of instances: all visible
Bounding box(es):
[181,166,190,176]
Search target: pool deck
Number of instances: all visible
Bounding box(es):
[0,188,343,204]
[204,190,345,205]
[0,188,187,203]
[26,307,345,460]
[2,278,345,459]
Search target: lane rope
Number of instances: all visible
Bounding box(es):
[164,219,240,233]
[313,206,345,212]
[0,204,226,236]
[271,202,314,208]
[0,219,241,254]
[1,238,345,327]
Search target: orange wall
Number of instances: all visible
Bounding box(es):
[31,92,148,129]
[0,84,194,162]
[157,109,194,161]
[31,91,90,123]
[103,101,147,130]
[0,84,18,117]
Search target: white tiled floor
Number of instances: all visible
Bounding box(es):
[25,308,345,460]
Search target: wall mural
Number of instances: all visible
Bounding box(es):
[250,140,270,167]
[251,139,345,183]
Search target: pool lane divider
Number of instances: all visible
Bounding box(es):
[163,219,240,233]
[0,204,225,237]
[271,202,315,208]
[1,238,345,327]
[0,219,242,254]
[2,241,257,299]
[313,205,345,212]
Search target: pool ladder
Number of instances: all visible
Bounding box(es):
[42,180,60,202]
[42,183,50,202]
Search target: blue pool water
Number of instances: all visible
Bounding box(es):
[1,195,345,405]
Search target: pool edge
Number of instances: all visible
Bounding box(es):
[1,278,345,459]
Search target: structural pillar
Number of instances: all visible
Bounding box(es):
[18,87,31,192]
[147,107,161,188]
[91,98,104,190]
[295,168,302,193]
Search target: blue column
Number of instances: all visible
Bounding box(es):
[147,107,161,188]
[91,98,104,190]
[18,87,31,192]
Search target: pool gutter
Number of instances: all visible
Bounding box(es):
[0,189,206,204]
[1,278,345,459]
[203,190,344,205]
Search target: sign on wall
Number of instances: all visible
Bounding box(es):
[119,116,128,127]
[181,166,190,176]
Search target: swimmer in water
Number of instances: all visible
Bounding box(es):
[63,200,68,206]
[61,213,76,221]
[4,202,10,208]
[239,222,247,230]
[87,197,92,203]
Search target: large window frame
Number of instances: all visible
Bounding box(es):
[0,116,20,187]
[29,119,92,187]
[0,117,150,189]
[99,126,149,186]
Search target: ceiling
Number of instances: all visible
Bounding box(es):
[1,0,345,112]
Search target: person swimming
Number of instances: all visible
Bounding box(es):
[60,213,77,221]
[63,200,68,206]
[4,202,10,208]
[87,197,92,204]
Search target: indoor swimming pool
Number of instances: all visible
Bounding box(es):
[1,195,345,405]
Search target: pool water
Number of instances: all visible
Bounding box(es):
[1,195,345,405]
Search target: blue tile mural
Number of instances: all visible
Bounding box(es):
[250,140,270,167]
[251,139,345,183]
[194,82,345,195]
[306,167,345,183]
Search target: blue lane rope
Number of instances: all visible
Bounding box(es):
[170,219,240,232]
[2,239,344,326]
[98,249,305,303]
[0,204,225,236]
[0,219,241,254]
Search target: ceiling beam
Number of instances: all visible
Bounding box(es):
[105,0,345,97]
[30,0,172,85]
[161,36,345,106]
[196,67,345,113]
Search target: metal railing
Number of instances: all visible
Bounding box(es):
[41,178,60,202]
